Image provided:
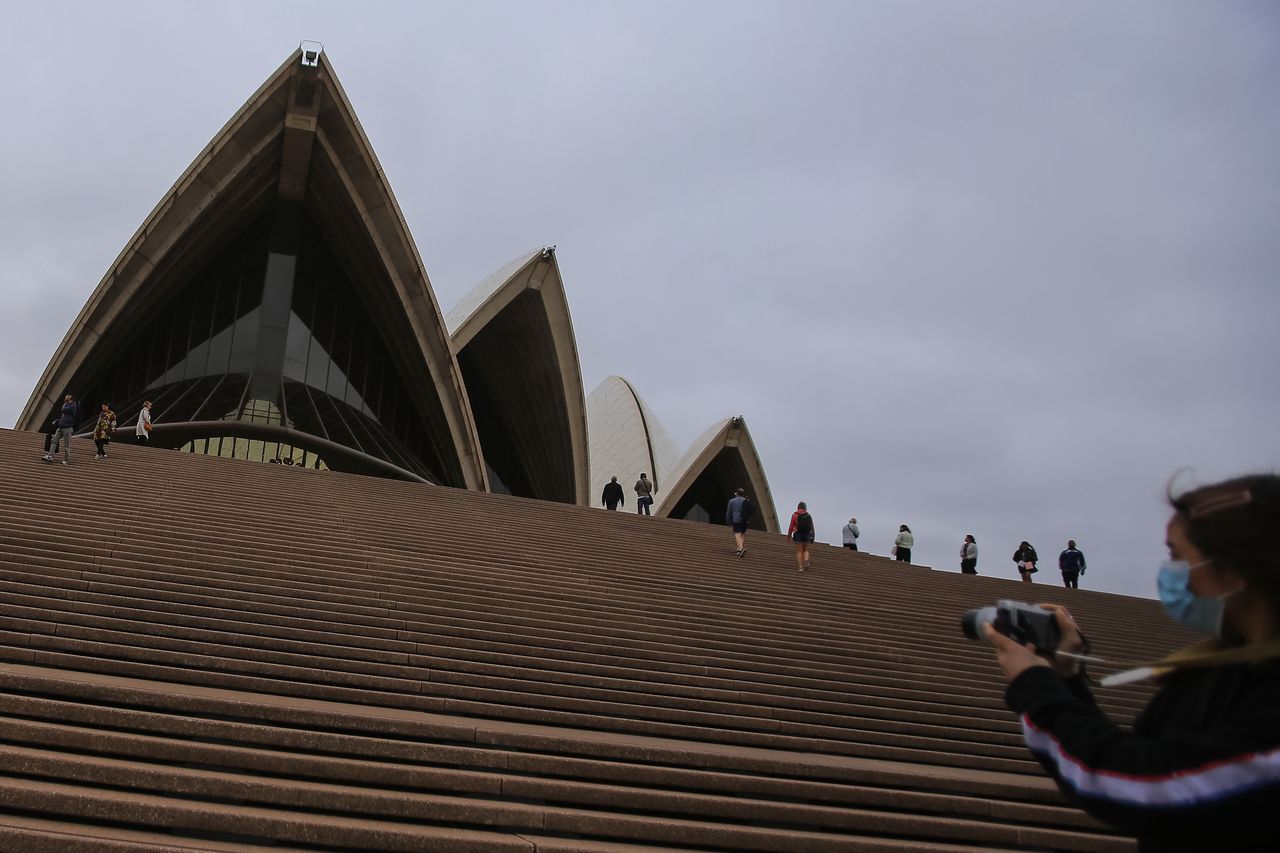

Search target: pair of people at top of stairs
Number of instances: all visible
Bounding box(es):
[599,473,655,516]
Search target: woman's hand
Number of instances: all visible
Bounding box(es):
[1036,604,1086,677]
[984,623,1054,682]
[985,605,1088,682]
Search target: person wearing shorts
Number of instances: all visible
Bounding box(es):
[725,488,753,557]
[788,502,816,571]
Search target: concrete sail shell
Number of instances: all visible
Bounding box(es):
[586,376,679,505]
[17,50,486,488]
[655,416,779,533]
[446,248,589,504]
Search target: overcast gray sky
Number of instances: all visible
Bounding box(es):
[2,1,1277,599]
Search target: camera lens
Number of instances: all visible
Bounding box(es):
[961,606,997,641]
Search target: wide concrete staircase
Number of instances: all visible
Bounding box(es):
[0,428,1193,851]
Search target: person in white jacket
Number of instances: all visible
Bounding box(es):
[960,534,978,574]
[842,517,860,551]
[894,525,914,563]
[135,401,153,445]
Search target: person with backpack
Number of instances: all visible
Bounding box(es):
[42,394,81,465]
[725,488,755,557]
[842,516,860,551]
[788,501,816,571]
[1059,540,1087,588]
[894,524,914,563]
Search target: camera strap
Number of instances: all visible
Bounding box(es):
[1099,638,1280,687]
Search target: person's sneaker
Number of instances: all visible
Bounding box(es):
[804,559,811,570]
[739,548,746,558]
[41,454,52,462]
[734,549,743,558]
[61,460,69,466]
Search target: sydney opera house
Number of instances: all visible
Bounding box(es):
[17,48,778,532]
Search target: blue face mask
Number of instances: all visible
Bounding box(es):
[1157,559,1230,637]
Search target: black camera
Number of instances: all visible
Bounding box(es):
[961,600,1061,655]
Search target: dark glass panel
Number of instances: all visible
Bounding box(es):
[158,376,222,424]
[283,380,327,440]
[192,374,250,422]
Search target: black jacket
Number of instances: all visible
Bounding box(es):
[1013,546,1038,566]
[1059,548,1087,573]
[601,482,624,506]
[1005,659,1280,851]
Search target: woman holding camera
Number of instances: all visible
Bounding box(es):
[985,474,1280,851]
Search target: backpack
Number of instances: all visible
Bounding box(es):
[741,498,755,521]
[795,512,813,535]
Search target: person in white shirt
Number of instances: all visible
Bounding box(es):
[842,517,860,551]
[135,401,153,445]
[894,525,914,563]
[961,534,978,574]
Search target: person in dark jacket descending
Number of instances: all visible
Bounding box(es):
[725,488,754,557]
[601,477,624,511]
[787,502,815,571]
[42,394,81,465]
[1059,540,1087,588]
[1013,540,1039,583]
[984,473,1280,852]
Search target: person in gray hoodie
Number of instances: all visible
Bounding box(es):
[842,517,860,551]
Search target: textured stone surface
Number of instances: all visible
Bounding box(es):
[0,426,1178,850]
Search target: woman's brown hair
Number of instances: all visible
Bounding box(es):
[1169,474,1280,619]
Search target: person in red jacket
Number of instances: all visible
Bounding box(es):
[984,474,1280,852]
[787,501,815,572]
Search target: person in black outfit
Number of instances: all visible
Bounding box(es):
[984,474,1280,852]
[1013,540,1038,584]
[1059,540,1087,588]
[601,476,624,511]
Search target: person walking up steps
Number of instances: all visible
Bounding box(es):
[1013,540,1039,584]
[92,402,117,459]
[42,394,80,465]
[601,476,624,511]
[842,517,860,551]
[961,534,979,574]
[725,488,755,557]
[894,525,914,563]
[634,473,654,516]
[1059,539,1087,588]
[788,502,815,571]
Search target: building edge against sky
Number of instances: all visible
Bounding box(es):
[18,46,778,530]
[17,49,486,488]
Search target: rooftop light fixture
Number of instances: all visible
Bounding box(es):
[300,40,323,67]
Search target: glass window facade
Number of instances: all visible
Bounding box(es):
[70,208,459,483]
